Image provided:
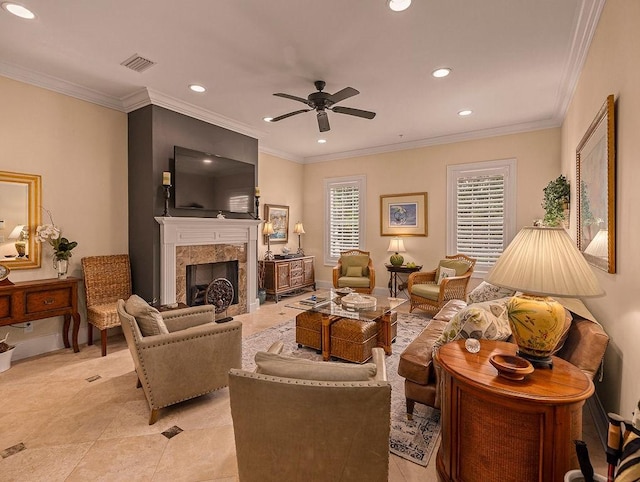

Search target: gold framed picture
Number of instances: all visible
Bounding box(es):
[380,192,428,236]
[264,204,289,244]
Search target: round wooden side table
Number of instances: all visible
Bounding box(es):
[435,340,594,482]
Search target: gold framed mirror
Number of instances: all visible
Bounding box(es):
[0,171,42,269]
[576,94,616,273]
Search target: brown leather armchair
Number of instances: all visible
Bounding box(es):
[117,298,242,424]
[332,249,375,294]
[407,254,476,314]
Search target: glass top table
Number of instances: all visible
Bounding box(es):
[286,290,407,361]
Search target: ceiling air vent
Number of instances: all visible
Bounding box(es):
[120,54,156,73]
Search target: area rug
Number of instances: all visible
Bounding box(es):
[241,312,441,467]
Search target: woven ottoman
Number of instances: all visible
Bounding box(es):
[330,318,379,363]
[295,311,323,350]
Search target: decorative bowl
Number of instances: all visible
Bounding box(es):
[340,293,376,310]
[489,353,534,381]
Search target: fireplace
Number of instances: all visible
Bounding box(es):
[186,261,239,307]
[155,217,261,314]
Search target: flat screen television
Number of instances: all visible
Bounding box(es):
[174,146,256,215]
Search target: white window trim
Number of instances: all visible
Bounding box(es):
[446,159,517,277]
[324,174,366,266]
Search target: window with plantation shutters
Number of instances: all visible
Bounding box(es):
[324,175,366,264]
[447,160,516,276]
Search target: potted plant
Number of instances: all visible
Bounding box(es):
[257,261,267,305]
[542,175,570,227]
[0,333,15,373]
[35,208,78,278]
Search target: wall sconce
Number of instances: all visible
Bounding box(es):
[262,221,275,260]
[293,221,305,256]
[9,225,28,257]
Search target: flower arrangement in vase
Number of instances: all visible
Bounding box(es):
[35,208,78,278]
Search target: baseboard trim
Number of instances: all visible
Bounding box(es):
[587,391,609,451]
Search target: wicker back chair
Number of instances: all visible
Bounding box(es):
[332,249,376,294]
[81,254,132,356]
[407,254,476,315]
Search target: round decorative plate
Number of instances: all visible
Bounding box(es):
[205,278,234,314]
[0,264,9,282]
[340,293,377,310]
[489,353,534,381]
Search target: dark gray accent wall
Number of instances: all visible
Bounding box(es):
[128,105,258,302]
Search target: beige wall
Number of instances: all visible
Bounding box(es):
[257,152,305,257]
[295,128,560,285]
[561,0,640,416]
[0,76,128,345]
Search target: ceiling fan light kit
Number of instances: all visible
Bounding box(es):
[269,80,376,133]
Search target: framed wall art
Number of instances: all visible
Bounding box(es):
[264,204,289,244]
[380,192,428,236]
[576,94,616,273]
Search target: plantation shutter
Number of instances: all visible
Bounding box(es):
[456,174,505,266]
[329,182,361,259]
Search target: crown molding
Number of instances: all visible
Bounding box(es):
[0,61,123,111]
[258,145,303,163]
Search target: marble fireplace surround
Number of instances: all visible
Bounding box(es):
[155,217,261,313]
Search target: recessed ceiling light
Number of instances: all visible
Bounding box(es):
[432,68,451,78]
[263,117,273,122]
[2,2,36,19]
[458,110,473,116]
[203,159,213,164]
[388,0,411,12]
[317,139,327,144]
[189,84,206,93]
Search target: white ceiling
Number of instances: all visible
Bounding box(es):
[0,0,604,162]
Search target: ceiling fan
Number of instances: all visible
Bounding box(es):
[269,80,376,133]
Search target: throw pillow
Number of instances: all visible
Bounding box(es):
[345,266,363,277]
[125,294,169,337]
[468,281,516,303]
[255,351,377,381]
[437,267,456,285]
[433,299,468,321]
[340,254,370,277]
[433,304,511,352]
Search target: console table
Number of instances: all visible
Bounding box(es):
[0,277,82,352]
[260,256,315,302]
[435,340,593,482]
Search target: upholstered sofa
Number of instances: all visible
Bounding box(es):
[398,289,609,418]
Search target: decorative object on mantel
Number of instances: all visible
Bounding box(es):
[262,221,275,260]
[162,171,172,217]
[486,226,603,368]
[541,174,570,228]
[254,187,261,220]
[293,221,305,255]
[216,211,226,219]
[0,332,15,373]
[35,208,78,279]
[387,237,406,266]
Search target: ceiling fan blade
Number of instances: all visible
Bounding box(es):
[273,93,310,105]
[329,87,359,104]
[270,109,310,122]
[317,111,330,132]
[332,106,376,119]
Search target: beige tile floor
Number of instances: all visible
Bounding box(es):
[0,293,607,481]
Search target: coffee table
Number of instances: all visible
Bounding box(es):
[286,291,406,362]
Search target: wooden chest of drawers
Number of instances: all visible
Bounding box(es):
[0,277,81,352]
[260,256,315,302]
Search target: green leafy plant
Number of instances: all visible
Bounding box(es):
[35,208,78,260]
[542,175,570,227]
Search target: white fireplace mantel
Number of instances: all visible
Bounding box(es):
[155,217,262,311]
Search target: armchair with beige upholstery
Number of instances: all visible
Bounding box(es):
[117,296,242,424]
[407,254,476,315]
[229,343,390,482]
[332,249,376,294]
[81,254,132,356]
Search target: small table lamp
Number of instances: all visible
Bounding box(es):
[387,238,406,266]
[9,225,27,257]
[293,221,305,255]
[486,226,603,368]
[262,221,275,260]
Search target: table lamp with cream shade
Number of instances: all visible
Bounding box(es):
[486,226,603,368]
[293,221,305,255]
[262,221,275,260]
[387,237,406,266]
[8,225,28,257]
[584,229,609,258]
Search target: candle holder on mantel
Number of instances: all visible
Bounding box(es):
[254,195,261,220]
[162,184,172,217]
